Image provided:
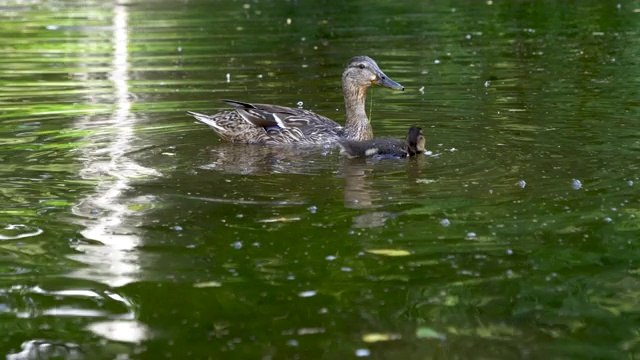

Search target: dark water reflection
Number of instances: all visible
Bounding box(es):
[1,0,640,358]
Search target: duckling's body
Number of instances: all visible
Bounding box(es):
[187,56,404,145]
[338,126,426,159]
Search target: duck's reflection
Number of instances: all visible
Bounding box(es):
[199,142,332,175]
[199,142,426,228]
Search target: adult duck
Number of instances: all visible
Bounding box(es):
[187,56,404,145]
[337,126,426,159]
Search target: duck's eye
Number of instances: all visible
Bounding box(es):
[358,64,366,69]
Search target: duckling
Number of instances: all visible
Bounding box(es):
[337,126,426,159]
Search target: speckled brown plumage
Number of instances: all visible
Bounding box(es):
[187,56,404,145]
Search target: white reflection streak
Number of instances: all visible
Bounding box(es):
[70,4,157,289]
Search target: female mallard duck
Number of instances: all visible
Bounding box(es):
[187,56,404,145]
[337,126,426,159]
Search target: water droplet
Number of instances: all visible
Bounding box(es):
[571,179,582,190]
[517,180,526,188]
[440,218,450,227]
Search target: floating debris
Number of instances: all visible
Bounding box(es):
[307,205,317,213]
[434,59,441,64]
[440,218,451,227]
[325,255,337,261]
[484,80,490,87]
[416,326,446,340]
[604,217,613,223]
[365,249,411,257]
[419,86,425,95]
[466,232,477,240]
[627,180,634,186]
[517,179,526,188]
[362,333,401,343]
[193,281,222,288]
[226,73,231,83]
[297,101,304,108]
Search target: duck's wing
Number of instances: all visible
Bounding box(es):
[223,99,342,132]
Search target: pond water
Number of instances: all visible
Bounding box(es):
[1,0,640,358]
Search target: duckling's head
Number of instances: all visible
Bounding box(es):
[406,126,426,156]
[343,56,404,91]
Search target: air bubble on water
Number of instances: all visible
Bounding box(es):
[466,232,477,239]
[286,339,299,347]
[627,180,634,186]
[434,59,441,64]
[298,290,317,298]
[355,349,371,357]
[517,180,526,188]
[571,179,582,190]
[173,225,183,231]
[465,34,472,40]
[231,241,242,249]
[507,249,513,255]
[325,255,336,261]
[440,218,450,227]
[604,217,613,223]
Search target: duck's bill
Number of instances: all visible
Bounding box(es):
[373,74,405,91]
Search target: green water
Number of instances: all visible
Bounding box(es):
[1,0,640,358]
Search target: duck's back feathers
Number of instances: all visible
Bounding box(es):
[188,100,345,145]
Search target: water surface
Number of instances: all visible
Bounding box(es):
[1,0,640,358]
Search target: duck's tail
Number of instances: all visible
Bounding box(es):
[187,111,226,132]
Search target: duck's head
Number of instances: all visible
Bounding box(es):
[343,56,404,91]
[406,126,426,156]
